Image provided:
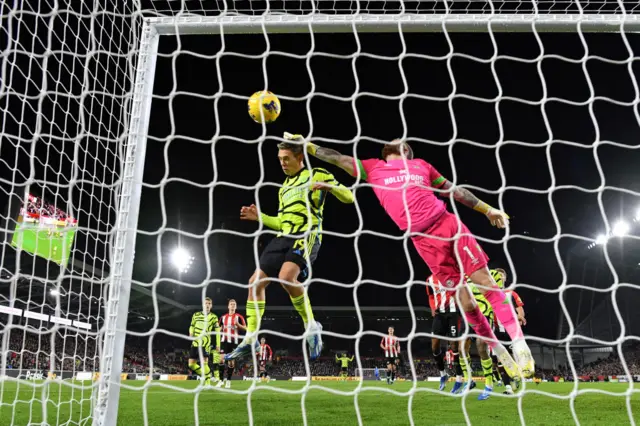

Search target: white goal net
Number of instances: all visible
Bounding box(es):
[2,1,640,425]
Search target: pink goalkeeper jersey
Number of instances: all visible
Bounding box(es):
[353,158,447,232]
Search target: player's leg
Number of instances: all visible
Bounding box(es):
[228,238,288,361]
[475,338,495,400]
[281,238,323,359]
[226,357,236,388]
[211,351,220,382]
[448,315,466,394]
[431,316,448,391]
[188,347,211,384]
[459,338,472,383]
[456,287,521,379]
[470,267,534,377]
[411,221,506,361]
[418,213,527,378]
[385,360,393,384]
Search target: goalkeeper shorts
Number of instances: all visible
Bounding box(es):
[411,211,489,287]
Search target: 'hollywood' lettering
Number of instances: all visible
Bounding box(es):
[383,174,425,185]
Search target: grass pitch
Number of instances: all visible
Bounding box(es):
[1,380,639,425]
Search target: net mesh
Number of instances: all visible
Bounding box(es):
[0,0,139,425]
[2,1,640,425]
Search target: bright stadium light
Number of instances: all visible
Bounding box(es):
[636,208,640,221]
[171,247,194,274]
[595,234,608,245]
[50,289,60,296]
[612,220,630,237]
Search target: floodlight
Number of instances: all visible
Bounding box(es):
[595,234,608,245]
[612,221,630,237]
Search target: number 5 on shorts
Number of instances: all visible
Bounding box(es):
[450,325,457,337]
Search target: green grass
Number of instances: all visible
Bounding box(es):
[1,380,639,425]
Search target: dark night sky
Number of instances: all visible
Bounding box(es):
[131,30,640,341]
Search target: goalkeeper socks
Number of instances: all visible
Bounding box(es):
[227,366,234,380]
[290,292,315,326]
[484,290,524,341]
[464,307,500,349]
[453,352,463,377]
[481,358,494,387]
[204,363,212,380]
[433,351,445,372]
[246,300,266,334]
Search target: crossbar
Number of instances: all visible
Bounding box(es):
[148,13,640,35]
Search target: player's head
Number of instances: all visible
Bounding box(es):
[382,139,414,161]
[228,299,237,312]
[260,337,266,344]
[277,142,304,176]
[495,268,507,288]
[343,353,347,357]
[203,297,212,313]
[388,326,394,335]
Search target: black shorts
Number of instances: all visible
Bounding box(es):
[432,312,461,338]
[386,357,397,365]
[259,235,321,280]
[189,346,210,360]
[341,367,348,372]
[221,341,238,355]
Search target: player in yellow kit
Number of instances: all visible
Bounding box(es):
[188,297,220,386]
[335,353,354,380]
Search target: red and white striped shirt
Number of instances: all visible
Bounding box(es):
[220,313,246,344]
[259,343,273,361]
[445,350,454,369]
[381,335,400,358]
[426,275,457,314]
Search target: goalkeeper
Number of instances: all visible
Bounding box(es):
[335,353,354,380]
[188,297,220,386]
[226,142,354,362]
[288,133,534,378]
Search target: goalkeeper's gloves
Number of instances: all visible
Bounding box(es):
[474,201,510,229]
[283,132,318,156]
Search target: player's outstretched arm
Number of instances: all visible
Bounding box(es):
[283,132,355,176]
[240,204,282,231]
[310,169,355,204]
[439,179,510,229]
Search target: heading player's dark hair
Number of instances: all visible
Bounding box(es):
[381,140,414,160]
[277,142,303,156]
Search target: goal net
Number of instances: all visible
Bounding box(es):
[2,0,640,425]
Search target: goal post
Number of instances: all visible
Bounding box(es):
[92,21,160,426]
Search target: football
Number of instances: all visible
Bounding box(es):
[247,90,281,124]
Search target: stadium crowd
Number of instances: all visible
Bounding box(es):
[4,332,640,379]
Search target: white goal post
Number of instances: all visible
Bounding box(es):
[3,3,640,426]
